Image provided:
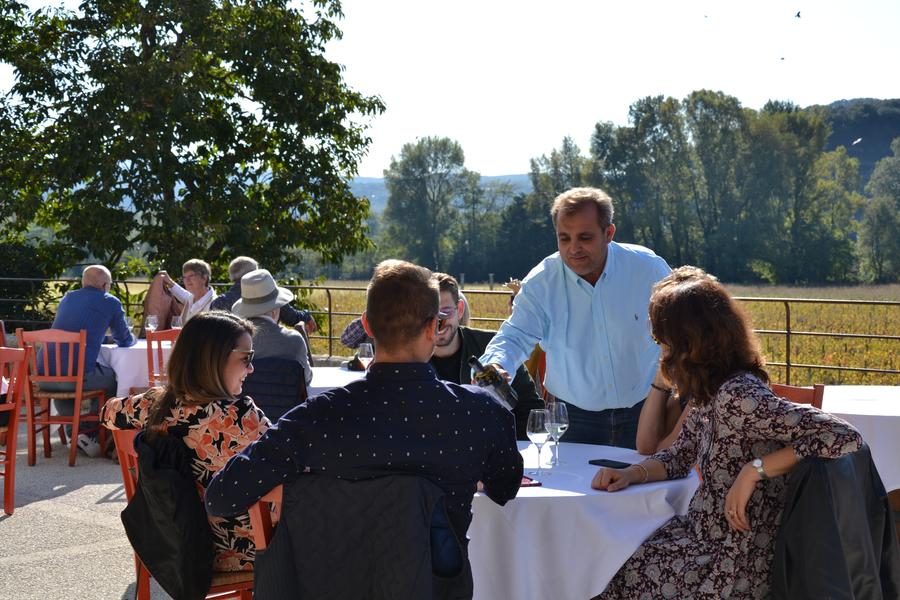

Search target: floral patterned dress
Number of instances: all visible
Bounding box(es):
[600,372,862,599]
[103,391,271,572]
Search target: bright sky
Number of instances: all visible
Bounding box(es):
[3,1,899,177]
[328,0,900,176]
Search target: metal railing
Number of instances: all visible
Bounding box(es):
[1,277,898,384]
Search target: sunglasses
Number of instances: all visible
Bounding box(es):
[231,349,255,366]
[436,310,452,333]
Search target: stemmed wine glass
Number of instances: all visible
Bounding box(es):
[526,409,550,478]
[357,343,374,369]
[547,400,569,466]
[145,315,158,334]
[170,316,183,329]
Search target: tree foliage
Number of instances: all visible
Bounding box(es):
[0,0,383,276]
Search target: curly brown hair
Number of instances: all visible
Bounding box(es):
[649,266,767,406]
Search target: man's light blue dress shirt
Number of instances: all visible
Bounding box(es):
[480,242,671,411]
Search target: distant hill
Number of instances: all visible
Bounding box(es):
[817,98,900,187]
[350,174,532,213]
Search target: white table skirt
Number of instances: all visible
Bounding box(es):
[98,340,172,398]
[308,366,365,397]
[822,385,900,492]
[469,441,699,600]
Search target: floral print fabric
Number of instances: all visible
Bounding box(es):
[600,372,862,599]
[103,390,270,572]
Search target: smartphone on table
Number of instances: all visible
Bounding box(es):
[588,458,632,469]
[520,475,542,487]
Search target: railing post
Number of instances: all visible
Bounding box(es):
[783,301,792,384]
[326,288,333,358]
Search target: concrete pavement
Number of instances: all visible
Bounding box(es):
[0,428,170,599]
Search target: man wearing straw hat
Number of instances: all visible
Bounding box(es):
[232,269,312,386]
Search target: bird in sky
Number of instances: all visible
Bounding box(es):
[795,11,801,18]
[852,137,863,146]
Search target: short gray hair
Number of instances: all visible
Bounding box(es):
[228,256,258,282]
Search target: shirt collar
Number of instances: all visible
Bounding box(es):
[366,362,437,382]
[559,243,617,289]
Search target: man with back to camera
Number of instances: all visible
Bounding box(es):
[479,187,674,450]
[429,272,544,440]
[206,259,523,593]
[45,264,136,456]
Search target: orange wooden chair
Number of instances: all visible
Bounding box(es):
[888,489,900,544]
[0,347,26,514]
[145,328,180,388]
[248,484,284,552]
[771,383,825,409]
[17,328,108,467]
[110,428,254,600]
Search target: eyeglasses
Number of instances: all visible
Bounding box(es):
[232,349,255,366]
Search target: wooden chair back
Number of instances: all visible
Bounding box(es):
[145,328,180,387]
[888,489,900,544]
[248,484,284,551]
[109,428,253,599]
[16,328,107,466]
[0,347,26,514]
[771,383,825,409]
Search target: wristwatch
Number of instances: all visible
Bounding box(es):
[751,458,768,480]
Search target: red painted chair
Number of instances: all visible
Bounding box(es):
[17,328,108,467]
[248,484,283,551]
[110,428,254,600]
[771,383,825,409]
[145,328,180,388]
[0,347,26,514]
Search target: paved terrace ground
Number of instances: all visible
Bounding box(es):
[0,426,172,599]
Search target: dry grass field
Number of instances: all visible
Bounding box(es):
[304,281,900,386]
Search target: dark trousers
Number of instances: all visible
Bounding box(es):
[560,399,645,449]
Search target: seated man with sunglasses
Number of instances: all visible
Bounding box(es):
[429,273,544,440]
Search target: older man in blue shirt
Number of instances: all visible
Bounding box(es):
[480,187,675,449]
[47,265,135,455]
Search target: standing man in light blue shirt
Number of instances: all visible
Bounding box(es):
[480,187,672,448]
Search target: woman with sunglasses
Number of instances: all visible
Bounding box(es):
[102,310,270,572]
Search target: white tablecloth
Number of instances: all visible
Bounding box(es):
[822,385,900,491]
[97,340,172,398]
[308,366,365,396]
[469,441,699,600]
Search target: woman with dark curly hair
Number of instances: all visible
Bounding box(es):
[102,311,271,572]
[592,266,862,599]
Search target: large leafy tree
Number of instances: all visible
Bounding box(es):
[0,0,383,275]
[382,136,473,270]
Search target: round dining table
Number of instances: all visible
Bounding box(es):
[821,385,900,492]
[468,441,699,600]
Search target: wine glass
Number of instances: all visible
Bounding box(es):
[170,316,183,329]
[357,343,374,369]
[547,400,569,466]
[526,409,550,478]
[145,315,158,334]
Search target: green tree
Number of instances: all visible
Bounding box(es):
[859,137,900,282]
[857,196,900,282]
[683,90,748,278]
[382,136,473,270]
[0,0,383,276]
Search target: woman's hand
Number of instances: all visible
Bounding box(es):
[724,463,760,532]
[591,467,634,492]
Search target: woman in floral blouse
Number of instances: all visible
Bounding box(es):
[592,266,862,599]
[103,311,270,572]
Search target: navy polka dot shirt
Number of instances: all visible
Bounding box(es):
[206,362,523,539]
